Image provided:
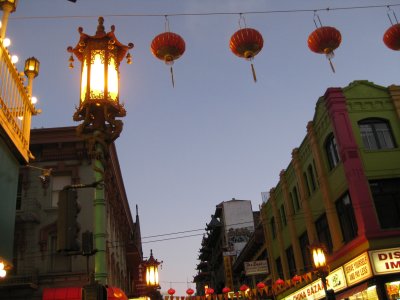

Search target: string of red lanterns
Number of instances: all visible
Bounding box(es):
[147,16,400,86]
[125,6,400,86]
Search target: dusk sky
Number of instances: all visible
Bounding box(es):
[6,0,400,295]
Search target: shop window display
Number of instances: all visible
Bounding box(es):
[386,281,400,300]
[348,285,378,300]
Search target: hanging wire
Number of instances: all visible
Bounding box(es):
[387,6,399,25]
[238,13,247,29]
[9,3,400,20]
[313,10,323,28]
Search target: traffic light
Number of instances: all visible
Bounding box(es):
[57,189,80,251]
[326,289,336,300]
[82,282,107,300]
[82,230,94,256]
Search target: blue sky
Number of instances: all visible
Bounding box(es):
[6,0,400,295]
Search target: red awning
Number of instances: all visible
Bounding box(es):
[42,287,82,300]
[42,286,127,300]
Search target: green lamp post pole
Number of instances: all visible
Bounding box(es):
[68,17,133,284]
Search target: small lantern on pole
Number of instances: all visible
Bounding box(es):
[24,57,40,97]
[310,243,334,299]
[0,0,18,39]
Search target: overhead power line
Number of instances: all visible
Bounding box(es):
[10,3,400,20]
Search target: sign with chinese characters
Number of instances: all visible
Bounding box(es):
[344,252,372,286]
[369,247,400,275]
[283,267,346,300]
[244,260,269,275]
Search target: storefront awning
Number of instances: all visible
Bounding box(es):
[42,286,127,300]
[42,287,81,300]
[335,282,369,300]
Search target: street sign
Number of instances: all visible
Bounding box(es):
[244,260,269,275]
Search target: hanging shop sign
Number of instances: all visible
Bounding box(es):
[343,252,373,286]
[283,267,346,300]
[369,247,400,275]
[244,260,269,275]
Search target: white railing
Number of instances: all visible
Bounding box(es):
[0,41,36,162]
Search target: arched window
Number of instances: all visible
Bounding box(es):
[325,133,340,170]
[358,118,396,150]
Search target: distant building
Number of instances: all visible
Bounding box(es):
[259,81,400,300]
[194,199,256,295]
[0,127,143,299]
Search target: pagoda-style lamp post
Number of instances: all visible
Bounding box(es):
[68,16,133,284]
[0,0,18,39]
[143,249,162,299]
[145,250,161,288]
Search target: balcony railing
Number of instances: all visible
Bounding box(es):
[0,41,37,162]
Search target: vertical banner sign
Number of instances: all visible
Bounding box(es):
[223,256,234,289]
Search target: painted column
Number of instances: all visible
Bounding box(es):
[291,148,318,244]
[388,85,400,119]
[279,170,304,274]
[306,121,343,251]
[94,140,107,284]
[269,188,290,280]
[324,88,380,237]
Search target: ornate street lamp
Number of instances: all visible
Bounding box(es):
[24,57,40,96]
[0,0,18,39]
[144,250,161,288]
[311,244,335,299]
[67,16,133,284]
[68,16,133,142]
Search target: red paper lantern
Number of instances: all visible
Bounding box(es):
[307,26,342,73]
[151,31,185,87]
[275,278,285,286]
[205,288,214,295]
[383,23,400,50]
[256,282,266,289]
[222,287,231,294]
[168,288,176,295]
[186,288,194,296]
[229,27,264,82]
[292,275,301,284]
[239,284,249,292]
